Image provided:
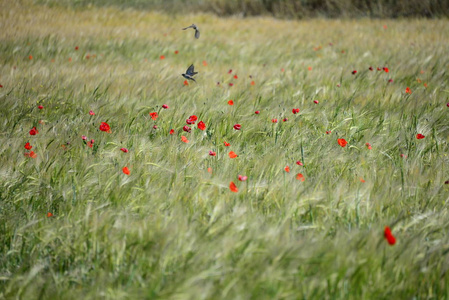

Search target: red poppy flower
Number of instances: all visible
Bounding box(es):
[75,46,79,50]
[296,173,305,181]
[360,178,366,183]
[366,143,372,150]
[187,115,197,124]
[224,141,230,147]
[384,226,396,245]
[383,67,389,73]
[416,134,425,139]
[120,148,129,153]
[229,181,238,193]
[174,50,179,54]
[284,166,290,173]
[122,167,130,175]
[160,55,165,60]
[228,100,234,105]
[209,151,216,156]
[89,110,95,115]
[202,61,207,66]
[281,68,285,72]
[99,122,110,132]
[314,100,319,104]
[228,151,238,158]
[149,112,158,120]
[388,79,393,83]
[38,105,43,110]
[447,103,449,108]
[82,135,87,140]
[29,127,38,135]
[308,66,312,71]
[184,80,189,86]
[377,67,382,71]
[207,167,212,173]
[271,119,278,123]
[283,118,288,122]
[233,124,241,130]
[183,126,191,133]
[229,83,234,87]
[162,104,169,109]
[181,136,189,143]
[24,151,37,158]
[296,160,303,166]
[47,212,53,217]
[233,75,238,79]
[87,140,94,148]
[29,55,33,60]
[198,121,206,131]
[228,69,232,74]
[337,139,348,147]
[168,129,175,135]
[24,142,32,150]
[250,81,255,86]
[352,70,357,75]
[405,87,412,94]
[255,110,260,114]
[326,131,331,134]
[238,175,247,181]
[292,108,300,114]
[369,66,373,71]
[0,84,3,88]
[400,154,407,158]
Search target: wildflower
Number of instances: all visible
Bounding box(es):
[228,100,234,105]
[99,122,110,132]
[233,124,241,130]
[209,151,216,156]
[314,100,319,104]
[162,104,169,109]
[292,108,300,114]
[352,70,357,75]
[198,121,206,131]
[224,141,230,147]
[384,226,396,245]
[38,105,43,110]
[89,110,95,115]
[405,87,412,94]
[181,136,189,143]
[255,110,260,114]
[271,119,278,123]
[296,161,303,166]
[24,142,32,150]
[284,166,290,173]
[122,167,130,175]
[338,139,348,147]
[29,127,38,135]
[120,148,129,153]
[238,175,247,181]
[366,143,372,150]
[169,129,174,135]
[228,151,238,158]
[229,181,238,192]
[296,173,305,181]
[183,126,191,133]
[149,112,158,120]
[416,134,425,139]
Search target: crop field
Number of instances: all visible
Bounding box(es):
[1,1,449,299]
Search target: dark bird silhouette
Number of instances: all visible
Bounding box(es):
[182,64,198,82]
[182,24,200,39]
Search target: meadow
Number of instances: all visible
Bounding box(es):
[1,0,449,299]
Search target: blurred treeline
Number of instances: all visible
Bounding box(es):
[37,0,449,18]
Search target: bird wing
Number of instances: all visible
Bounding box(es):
[195,29,200,39]
[186,64,195,75]
[182,24,195,30]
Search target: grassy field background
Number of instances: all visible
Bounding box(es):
[1,0,449,299]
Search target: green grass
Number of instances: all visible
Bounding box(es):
[1,1,449,299]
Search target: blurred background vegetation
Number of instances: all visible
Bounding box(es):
[36,0,449,18]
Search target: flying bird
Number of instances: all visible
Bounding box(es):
[182,64,198,82]
[182,24,200,39]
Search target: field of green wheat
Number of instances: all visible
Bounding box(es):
[1,1,449,299]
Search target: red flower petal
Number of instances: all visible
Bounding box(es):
[181,136,189,143]
[416,134,425,139]
[296,173,305,181]
[228,151,238,158]
[122,167,130,175]
[337,139,348,147]
[198,121,206,131]
[229,181,238,192]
